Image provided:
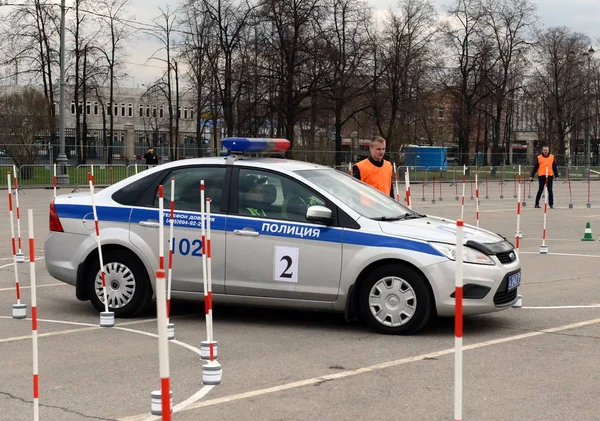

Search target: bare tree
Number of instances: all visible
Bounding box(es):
[0,88,52,176]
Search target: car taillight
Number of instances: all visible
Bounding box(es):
[49,200,64,232]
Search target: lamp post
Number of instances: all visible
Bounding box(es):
[583,46,595,176]
[56,0,69,184]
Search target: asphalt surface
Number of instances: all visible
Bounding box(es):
[1,179,600,421]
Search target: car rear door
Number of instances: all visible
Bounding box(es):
[224,167,342,301]
[129,165,229,293]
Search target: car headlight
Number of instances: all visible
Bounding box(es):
[429,242,495,265]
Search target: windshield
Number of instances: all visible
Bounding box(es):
[297,168,422,220]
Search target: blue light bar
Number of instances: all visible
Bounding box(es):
[222,137,290,153]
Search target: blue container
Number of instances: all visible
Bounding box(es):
[404,146,448,171]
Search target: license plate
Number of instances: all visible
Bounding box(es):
[507,272,521,290]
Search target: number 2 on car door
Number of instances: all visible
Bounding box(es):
[274,246,299,282]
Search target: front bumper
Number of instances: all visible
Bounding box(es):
[423,259,521,317]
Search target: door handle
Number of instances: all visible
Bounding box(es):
[233,228,260,237]
[139,220,160,228]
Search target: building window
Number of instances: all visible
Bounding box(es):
[78,102,83,114]
[146,105,150,118]
[94,102,98,115]
[70,102,75,115]
[437,107,444,121]
[86,102,91,115]
[139,105,143,117]
[184,107,188,120]
[107,104,111,116]
[128,104,133,117]
[190,107,194,120]
[114,103,118,116]
[121,104,126,117]
[153,105,157,118]
[177,107,181,119]
[159,105,164,118]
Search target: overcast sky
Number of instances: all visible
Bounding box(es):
[121,0,600,86]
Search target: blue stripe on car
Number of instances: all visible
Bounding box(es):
[55,204,442,257]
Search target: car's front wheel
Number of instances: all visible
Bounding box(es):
[87,249,152,317]
[359,264,433,335]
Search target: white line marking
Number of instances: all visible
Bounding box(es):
[520,252,600,258]
[0,283,65,292]
[175,317,600,414]
[0,315,214,415]
[521,305,600,309]
[0,256,45,269]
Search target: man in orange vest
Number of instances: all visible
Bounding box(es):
[530,145,559,209]
[352,136,394,197]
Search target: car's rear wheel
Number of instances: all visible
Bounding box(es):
[359,264,433,335]
[87,249,152,317]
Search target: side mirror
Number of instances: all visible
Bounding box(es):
[306,205,333,224]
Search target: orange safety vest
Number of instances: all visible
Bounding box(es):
[537,154,555,177]
[355,158,393,195]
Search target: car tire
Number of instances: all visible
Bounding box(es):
[359,264,433,335]
[87,249,153,317]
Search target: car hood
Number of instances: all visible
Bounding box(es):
[379,215,506,246]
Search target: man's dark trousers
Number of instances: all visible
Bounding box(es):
[535,176,554,207]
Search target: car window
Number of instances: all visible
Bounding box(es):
[236,168,325,222]
[154,166,226,212]
[112,172,164,206]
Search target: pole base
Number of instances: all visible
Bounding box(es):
[515,231,523,239]
[12,303,27,319]
[151,390,173,415]
[201,341,218,360]
[167,323,175,340]
[438,197,443,201]
[202,360,223,385]
[100,311,115,327]
[513,194,517,198]
[539,245,549,254]
[485,196,489,199]
[587,203,591,208]
[455,196,459,201]
[421,197,426,202]
[522,202,527,207]
[15,253,25,263]
[569,203,574,209]
[528,194,532,199]
[500,195,504,199]
[470,196,474,200]
[431,199,436,204]
[512,295,523,308]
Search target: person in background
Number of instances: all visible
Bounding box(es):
[352,136,394,198]
[530,145,559,209]
[144,146,159,165]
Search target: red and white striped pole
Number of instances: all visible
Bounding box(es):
[201,190,222,385]
[485,172,489,199]
[405,168,412,209]
[475,173,480,228]
[89,173,114,327]
[150,269,173,419]
[516,180,522,252]
[53,163,57,199]
[454,219,464,421]
[393,163,401,202]
[587,169,592,208]
[13,165,25,263]
[540,166,549,254]
[28,209,40,421]
[200,181,210,353]
[158,185,165,272]
[567,168,573,209]
[8,173,26,319]
[166,178,175,340]
[461,165,466,220]
[454,167,459,200]
[431,174,436,204]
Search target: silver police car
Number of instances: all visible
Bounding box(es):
[45,139,521,334]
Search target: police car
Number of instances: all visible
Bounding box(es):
[44,138,521,335]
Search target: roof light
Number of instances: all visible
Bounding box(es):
[222,137,290,153]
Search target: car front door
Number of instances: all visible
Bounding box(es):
[225,167,342,301]
[129,165,228,293]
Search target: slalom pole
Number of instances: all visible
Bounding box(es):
[522,166,527,207]
[432,174,436,204]
[8,174,26,319]
[454,219,464,421]
[438,168,444,201]
[454,167,459,200]
[393,163,401,202]
[150,268,172,419]
[89,172,114,327]
[13,165,24,263]
[587,170,591,208]
[461,165,466,220]
[567,168,573,209]
[166,179,175,340]
[28,209,39,421]
[53,163,57,199]
[421,169,426,202]
[201,196,222,385]
[516,181,522,252]
[540,166,549,254]
[135,162,138,175]
[485,171,489,199]
[500,169,504,199]
[475,173,480,228]
[470,173,474,200]
[200,181,210,355]
[158,185,164,272]
[405,168,412,209]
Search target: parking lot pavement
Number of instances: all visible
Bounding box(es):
[1,185,600,420]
